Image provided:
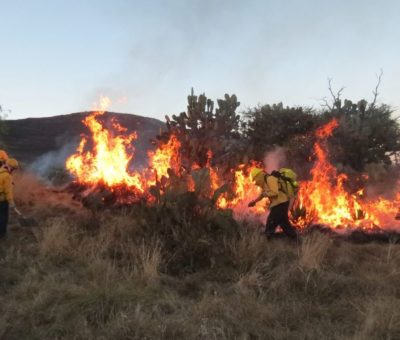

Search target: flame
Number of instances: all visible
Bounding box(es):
[66,101,400,232]
[66,98,183,201]
[216,164,268,221]
[148,134,181,184]
[66,96,144,192]
[295,119,400,230]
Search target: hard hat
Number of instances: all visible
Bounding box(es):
[250,167,264,180]
[7,158,19,169]
[0,150,9,161]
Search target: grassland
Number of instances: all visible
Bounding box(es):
[0,174,399,339]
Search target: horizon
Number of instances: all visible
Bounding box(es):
[1,0,400,120]
[2,109,164,122]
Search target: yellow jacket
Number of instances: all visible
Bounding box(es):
[254,172,289,208]
[0,167,14,204]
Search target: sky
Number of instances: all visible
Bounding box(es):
[1,0,399,120]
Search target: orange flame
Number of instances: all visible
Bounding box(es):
[148,135,181,184]
[66,97,144,192]
[216,164,268,221]
[66,102,400,231]
[296,119,400,230]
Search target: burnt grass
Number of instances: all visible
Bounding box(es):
[0,174,400,339]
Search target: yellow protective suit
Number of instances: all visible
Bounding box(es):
[0,168,14,204]
[253,172,289,208]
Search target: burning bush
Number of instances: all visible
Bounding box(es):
[61,94,400,234]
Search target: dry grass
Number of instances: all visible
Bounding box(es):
[1,174,400,339]
[299,231,333,271]
[37,217,73,259]
[134,238,163,284]
[227,228,267,272]
[353,297,400,339]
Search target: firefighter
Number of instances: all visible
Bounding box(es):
[0,158,19,238]
[0,150,9,167]
[248,167,298,238]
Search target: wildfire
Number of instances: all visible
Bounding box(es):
[66,97,145,192]
[66,100,400,232]
[147,134,181,184]
[66,97,184,202]
[295,119,400,231]
[216,164,268,221]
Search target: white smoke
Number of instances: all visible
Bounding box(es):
[263,147,287,173]
[28,141,78,182]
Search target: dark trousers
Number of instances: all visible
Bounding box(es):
[0,201,9,237]
[265,201,297,238]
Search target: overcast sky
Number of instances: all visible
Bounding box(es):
[1,0,399,120]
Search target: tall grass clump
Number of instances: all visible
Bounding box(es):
[134,238,163,284]
[299,231,332,272]
[37,217,73,260]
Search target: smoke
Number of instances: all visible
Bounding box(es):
[28,140,78,182]
[263,147,287,174]
[13,172,84,217]
[363,163,400,199]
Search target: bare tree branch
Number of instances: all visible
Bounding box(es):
[321,96,333,111]
[369,69,383,110]
[326,78,345,110]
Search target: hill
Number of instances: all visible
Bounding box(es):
[2,112,165,169]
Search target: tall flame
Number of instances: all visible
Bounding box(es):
[296,119,400,230]
[148,134,181,183]
[66,102,400,231]
[66,97,144,192]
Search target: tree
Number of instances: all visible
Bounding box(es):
[243,77,400,174]
[324,99,400,171]
[321,76,400,171]
[243,103,321,164]
[158,89,244,170]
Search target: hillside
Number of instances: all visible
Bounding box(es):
[2,112,164,168]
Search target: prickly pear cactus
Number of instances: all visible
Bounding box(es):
[159,89,244,170]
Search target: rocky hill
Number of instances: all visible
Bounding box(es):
[1,112,164,172]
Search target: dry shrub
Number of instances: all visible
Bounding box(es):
[235,267,267,297]
[299,231,332,272]
[227,228,267,272]
[134,239,163,284]
[37,217,73,259]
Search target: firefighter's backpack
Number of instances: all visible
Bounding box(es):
[270,168,299,198]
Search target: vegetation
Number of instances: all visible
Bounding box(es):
[158,88,244,170]
[326,99,400,171]
[1,85,400,339]
[0,174,399,339]
[152,86,400,187]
